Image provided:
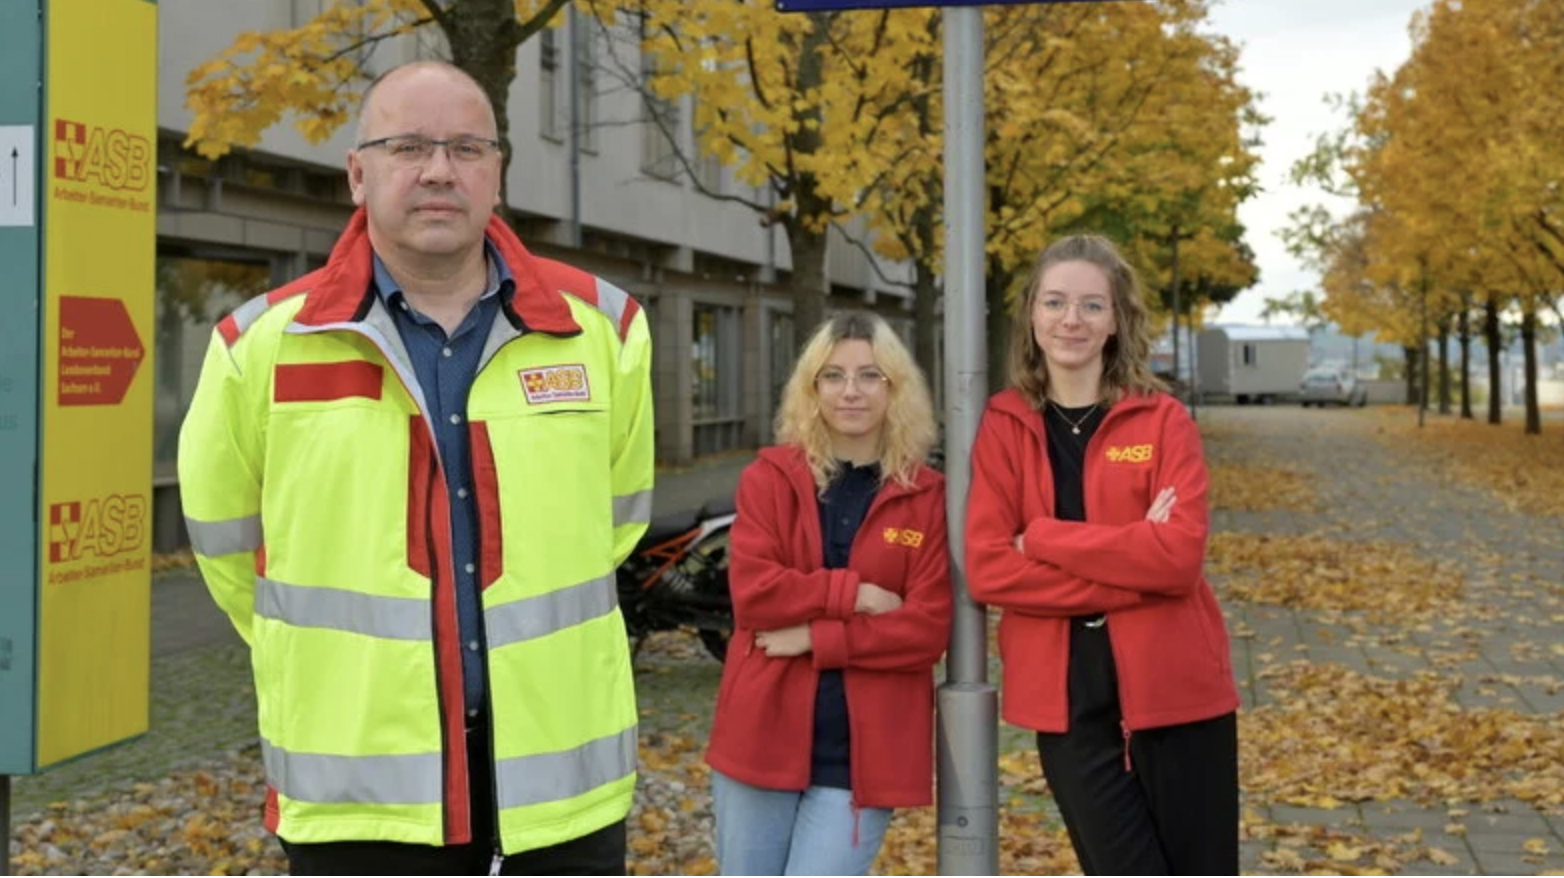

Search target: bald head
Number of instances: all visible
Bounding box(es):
[355,61,498,147]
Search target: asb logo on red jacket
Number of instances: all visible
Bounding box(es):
[1105,443,1154,464]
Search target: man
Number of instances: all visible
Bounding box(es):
[179,61,654,875]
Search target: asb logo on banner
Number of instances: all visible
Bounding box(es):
[53,119,151,191]
[48,494,148,565]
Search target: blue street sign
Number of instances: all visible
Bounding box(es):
[778,0,1095,10]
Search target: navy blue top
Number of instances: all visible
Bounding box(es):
[373,245,513,720]
[812,461,881,789]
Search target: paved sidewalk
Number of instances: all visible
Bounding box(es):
[1205,407,1564,876]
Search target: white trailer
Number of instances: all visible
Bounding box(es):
[1196,325,1310,404]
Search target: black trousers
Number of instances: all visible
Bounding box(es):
[281,722,628,876]
[1035,617,1238,876]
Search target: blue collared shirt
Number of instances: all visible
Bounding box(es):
[373,244,513,720]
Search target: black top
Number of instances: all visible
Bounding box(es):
[811,460,881,789]
[1043,401,1105,523]
[1044,402,1105,624]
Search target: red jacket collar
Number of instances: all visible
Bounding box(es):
[755,444,940,502]
[292,208,581,336]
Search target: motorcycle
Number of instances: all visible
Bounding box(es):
[617,496,736,662]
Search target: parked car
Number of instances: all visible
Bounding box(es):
[1300,367,1368,407]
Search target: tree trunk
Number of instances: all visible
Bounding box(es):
[910,200,940,390]
[1458,299,1473,420]
[1403,344,1419,405]
[985,257,1015,396]
[1521,306,1540,435]
[439,0,537,218]
[1436,316,1451,415]
[778,14,834,354]
[1485,294,1502,425]
[784,221,829,351]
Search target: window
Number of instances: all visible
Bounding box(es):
[692,303,743,455]
[1241,343,1257,367]
[540,27,562,140]
[154,254,271,478]
[768,310,796,424]
[641,51,680,180]
[691,104,723,194]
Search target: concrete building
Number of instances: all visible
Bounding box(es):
[150,2,919,547]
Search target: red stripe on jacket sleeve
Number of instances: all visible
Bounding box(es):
[273,362,383,403]
[468,422,504,591]
[217,315,240,347]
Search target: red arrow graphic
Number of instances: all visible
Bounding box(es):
[58,296,145,406]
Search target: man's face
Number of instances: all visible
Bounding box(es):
[347,68,502,261]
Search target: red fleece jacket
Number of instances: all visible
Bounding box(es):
[705,446,953,808]
[965,388,1239,733]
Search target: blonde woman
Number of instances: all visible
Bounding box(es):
[965,235,1239,874]
[705,312,952,876]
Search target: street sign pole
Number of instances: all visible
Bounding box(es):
[936,7,998,876]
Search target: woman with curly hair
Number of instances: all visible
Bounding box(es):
[966,235,1239,874]
[706,311,952,876]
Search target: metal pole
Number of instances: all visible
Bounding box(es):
[1418,278,1428,427]
[937,8,998,876]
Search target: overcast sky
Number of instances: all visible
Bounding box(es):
[1202,0,1430,325]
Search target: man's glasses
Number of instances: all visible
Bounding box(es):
[357,134,501,165]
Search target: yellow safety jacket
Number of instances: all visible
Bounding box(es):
[178,209,654,853]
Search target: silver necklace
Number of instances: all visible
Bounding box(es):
[1048,401,1098,435]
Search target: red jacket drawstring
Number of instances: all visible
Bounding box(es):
[1121,722,1134,773]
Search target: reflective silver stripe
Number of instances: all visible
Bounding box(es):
[262,738,442,805]
[593,279,630,332]
[494,726,638,810]
[185,513,262,557]
[612,490,653,528]
[256,577,431,641]
[485,574,617,650]
[229,293,272,336]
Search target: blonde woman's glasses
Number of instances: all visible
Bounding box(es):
[816,368,890,393]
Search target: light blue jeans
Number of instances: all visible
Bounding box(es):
[711,770,893,876]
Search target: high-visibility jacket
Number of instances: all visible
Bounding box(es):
[178,208,655,854]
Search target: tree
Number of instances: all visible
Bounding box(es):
[184,0,572,208]
[592,1,939,349]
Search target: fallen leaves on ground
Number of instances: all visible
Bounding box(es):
[1209,533,1464,622]
[1210,463,1321,511]
[1245,820,1467,875]
[1371,412,1564,517]
[151,549,197,573]
[1242,661,1564,809]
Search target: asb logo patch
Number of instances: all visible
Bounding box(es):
[1105,444,1154,464]
[49,494,148,563]
[519,364,591,404]
[882,527,925,548]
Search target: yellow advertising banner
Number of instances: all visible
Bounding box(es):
[37,0,157,768]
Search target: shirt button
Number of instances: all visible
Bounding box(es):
[449,413,462,425]
[465,562,476,574]
[467,708,479,718]
[457,487,470,499]
[467,640,480,652]
[442,347,453,358]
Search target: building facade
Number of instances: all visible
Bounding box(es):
[151,1,920,547]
